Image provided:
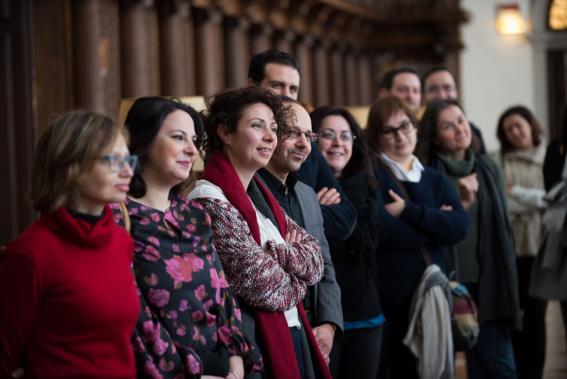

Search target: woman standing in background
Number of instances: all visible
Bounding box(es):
[496,105,547,379]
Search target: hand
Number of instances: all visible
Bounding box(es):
[11,369,24,378]
[384,190,406,217]
[440,204,453,211]
[316,187,341,205]
[202,376,223,379]
[458,174,479,209]
[313,323,335,365]
[284,229,301,244]
[225,355,244,379]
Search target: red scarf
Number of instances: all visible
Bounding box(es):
[201,152,331,379]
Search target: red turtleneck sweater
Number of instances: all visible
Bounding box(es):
[0,206,139,378]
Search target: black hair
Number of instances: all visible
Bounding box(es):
[380,66,420,91]
[248,49,301,85]
[421,64,453,88]
[125,96,204,198]
[311,106,377,188]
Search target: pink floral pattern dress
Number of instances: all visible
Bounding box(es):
[112,197,261,378]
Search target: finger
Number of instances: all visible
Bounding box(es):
[316,187,329,201]
[319,188,338,203]
[388,189,402,201]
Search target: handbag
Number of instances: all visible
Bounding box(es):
[421,248,479,352]
[449,280,479,351]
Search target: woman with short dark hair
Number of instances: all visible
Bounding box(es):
[189,87,331,379]
[0,111,139,378]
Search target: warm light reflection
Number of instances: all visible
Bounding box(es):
[549,0,567,30]
[495,4,527,35]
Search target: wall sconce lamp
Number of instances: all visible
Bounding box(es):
[495,3,527,35]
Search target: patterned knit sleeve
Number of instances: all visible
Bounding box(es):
[266,213,324,286]
[194,198,308,312]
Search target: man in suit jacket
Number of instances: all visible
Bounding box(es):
[258,99,343,365]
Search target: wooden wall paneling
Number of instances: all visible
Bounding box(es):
[357,52,373,106]
[345,48,358,105]
[224,17,250,89]
[274,29,295,53]
[0,0,35,244]
[250,24,273,55]
[32,0,74,136]
[73,0,121,116]
[120,1,160,97]
[158,1,192,96]
[295,34,314,105]
[313,39,331,107]
[330,43,345,106]
[194,8,225,96]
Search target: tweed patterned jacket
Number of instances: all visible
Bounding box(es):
[191,189,324,312]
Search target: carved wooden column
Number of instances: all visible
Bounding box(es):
[345,48,359,105]
[358,52,373,106]
[225,17,250,88]
[330,42,346,106]
[158,1,195,96]
[295,35,314,105]
[194,9,224,96]
[120,0,160,97]
[275,29,295,54]
[250,24,273,54]
[73,0,121,115]
[313,39,331,107]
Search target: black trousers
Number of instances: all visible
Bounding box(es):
[512,257,548,379]
[330,325,383,379]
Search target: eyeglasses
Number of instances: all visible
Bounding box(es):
[381,120,414,139]
[319,130,356,143]
[286,129,318,143]
[99,155,138,172]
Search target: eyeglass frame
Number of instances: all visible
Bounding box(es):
[286,128,318,143]
[380,120,415,139]
[99,154,139,172]
[318,129,357,143]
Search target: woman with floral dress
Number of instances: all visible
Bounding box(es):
[114,97,260,379]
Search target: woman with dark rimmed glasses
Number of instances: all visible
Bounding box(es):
[0,111,140,378]
[366,97,469,378]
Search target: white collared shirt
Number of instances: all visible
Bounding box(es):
[379,152,424,183]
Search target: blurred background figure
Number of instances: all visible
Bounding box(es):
[495,105,547,379]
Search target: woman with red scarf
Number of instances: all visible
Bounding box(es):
[189,87,331,379]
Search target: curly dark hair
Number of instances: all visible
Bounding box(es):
[124,96,204,198]
[201,86,294,155]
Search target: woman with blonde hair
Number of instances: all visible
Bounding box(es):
[0,111,139,378]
